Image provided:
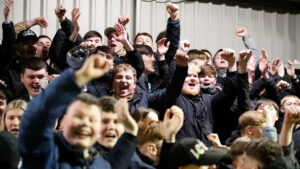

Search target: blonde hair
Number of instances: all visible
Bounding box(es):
[137,119,164,146]
[0,99,27,131]
[238,110,266,131]
[280,95,300,107]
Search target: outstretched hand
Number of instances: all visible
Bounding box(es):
[221,48,237,72]
[238,49,252,73]
[167,2,179,21]
[114,98,138,136]
[286,60,296,79]
[175,49,189,67]
[179,40,190,52]
[71,8,81,31]
[55,4,66,22]
[118,15,130,26]
[4,0,14,24]
[267,58,280,77]
[235,27,248,37]
[207,133,222,147]
[157,38,170,60]
[284,105,300,124]
[75,54,109,87]
[114,23,127,44]
[35,16,48,28]
[259,49,269,78]
[163,106,184,143]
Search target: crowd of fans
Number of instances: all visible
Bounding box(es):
[1,0,300,168]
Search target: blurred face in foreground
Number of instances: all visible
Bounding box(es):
[63,100,101,149]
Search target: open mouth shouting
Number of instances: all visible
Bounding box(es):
[104,132,117,141]
[10,128,20,136]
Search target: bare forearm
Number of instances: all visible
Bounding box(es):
[279,122,294,146]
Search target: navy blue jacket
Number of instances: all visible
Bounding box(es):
[19,69,113,169]
[175,71,238,145]
[128,65,188,115]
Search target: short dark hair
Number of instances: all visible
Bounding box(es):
[199,64,217,77]
[20,57,48,74]
[83,30,102,41]
[213,49,223,63]
[98,96,117,113]
[245,139,283,166]
[230,136,252,161]
[155,30,166,43]
[132,107,159,122]
[188,49,209,62]
[199,49,212,58]
[92,45,116,57]
[134,32,153,44]
[255,98,279,114]
[134,44,154,55]
[37,35,51,41]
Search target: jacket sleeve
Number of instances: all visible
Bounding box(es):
[262,126,277,142]
[106,133,137,169]
[263,77,281,106]
[148,65,188,116]
[249,77,264,99]
[165,18,180,65]
[291,76,300,98]
[242,35,260,65]
[237,73,251,115]
[212,71,238,109]
[19,69,81,166]
[0,22,16,71]
[125,49,145,79]
[49,18,84,70]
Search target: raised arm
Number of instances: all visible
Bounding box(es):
[237,49,252,113]
[1,0,16,70]
[149,49,188,115]
[114,23,144,78]
[279,103,300,166]
[236,27,260,64]
[19,54,109,153]
[3,0,13,24]
[69,8,80,42]
[14,16,48,37]
[165,2,180,64]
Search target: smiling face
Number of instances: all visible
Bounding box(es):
[199,74,217,88]
[182,68,200,96]
[21,68,48,97]
[98,112,125,148]
[107,31,124,55]
[5,108,24,137]
[113,69,136,98]
[63,100,101,149]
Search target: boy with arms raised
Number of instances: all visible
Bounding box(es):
[19,54,138,169]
